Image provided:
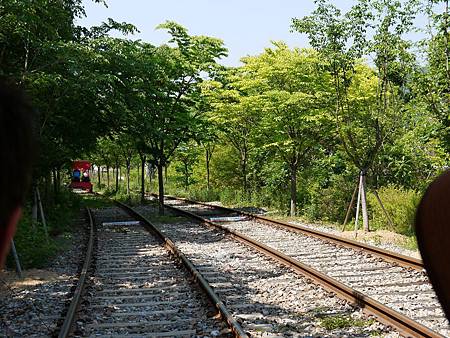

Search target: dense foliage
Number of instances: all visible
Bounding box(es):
[2,0,449,243]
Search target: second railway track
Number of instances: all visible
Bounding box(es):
[153,195,449,337]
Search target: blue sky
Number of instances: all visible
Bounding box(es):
[77,0,427,67]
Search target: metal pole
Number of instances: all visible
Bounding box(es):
[10,240,23,278]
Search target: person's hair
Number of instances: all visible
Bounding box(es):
[0,79,36,227]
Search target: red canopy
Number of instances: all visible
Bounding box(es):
[72,160,91,171]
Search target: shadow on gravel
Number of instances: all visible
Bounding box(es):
[133,202,389,338]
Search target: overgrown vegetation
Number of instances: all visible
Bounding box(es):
[6,189,81,269]
[319,314,373,330]
[2,0,449,256]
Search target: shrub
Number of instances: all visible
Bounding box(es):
[187,187,221,202]
[367,185,421,235]
[302,175,355,223]
[6,188,81,269]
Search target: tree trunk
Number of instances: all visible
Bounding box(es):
[157,163,165,215]
[97,165,101,186]
[184,162,189,190]
[206,148,211,191]
[126,161,131,196]
[361,171,369,232]
[31,186,38,230]
[52,168,58,200]
[43,174,49,204]
[164,165,168,184]
[241,150,248,194]
[56,168,60,194]
[147,162,153,190]
[289,162,298,217]
[115,164,119,192]
[137,162,140,187]
[106,165,110,187]
[140,156,146,203]
[374,190,394,230]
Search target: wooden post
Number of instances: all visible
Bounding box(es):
[374,190,395,230]
[342,178,359,231]
[36,187,49,242]
[10,240,22,278]
[354,173,363,238]
[137,162,140,188]
[361,171,369,232]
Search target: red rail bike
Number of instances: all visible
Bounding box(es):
[69,160,93,192]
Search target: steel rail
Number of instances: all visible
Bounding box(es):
[160,194,424,271]
[58,207,94,338]
[163,202,443,338]
[114,201,248,338]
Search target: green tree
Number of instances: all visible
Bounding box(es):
[239,44,334,215]
[143,22,227,214]
[174,142,201,191]
[293,0,419,231]
[205,68,262,195]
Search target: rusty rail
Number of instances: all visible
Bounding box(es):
[58,208,94,338]
[160,194,424,271]
[114,201,248,338]
[162,199,443,338]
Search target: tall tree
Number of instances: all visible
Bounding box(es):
[143,22,227,214]
[205,69,262,195]
[233,44,334,215]
[292,0,419,230]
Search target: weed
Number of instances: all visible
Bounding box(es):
[399,236,418,251]
[7,188,81,269]
[372,234,382,246]
[320,315,372,330]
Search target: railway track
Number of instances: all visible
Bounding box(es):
[134,203,399,337]
[152,195,449,337]
[58,205,244,337]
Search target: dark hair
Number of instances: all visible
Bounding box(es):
[0,79,36,227]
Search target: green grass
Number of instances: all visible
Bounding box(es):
[319,314,373,330]
[8,188,81,269]
[399,235,418,251]
[6,188,116,270]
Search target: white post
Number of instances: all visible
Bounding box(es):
[361,172,369,232]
